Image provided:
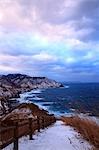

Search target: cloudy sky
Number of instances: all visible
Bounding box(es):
[0,0,99,82]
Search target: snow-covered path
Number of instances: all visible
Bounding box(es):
[4,121,92,150]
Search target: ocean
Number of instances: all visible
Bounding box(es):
[18,83,99,116]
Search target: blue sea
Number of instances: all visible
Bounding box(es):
[18,83,99,116]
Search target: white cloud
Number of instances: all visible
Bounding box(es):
[52,65,65,71]
[32,52,57,62]
[0,0,96,42]
[0,65,19,72]
[65,57,76,64]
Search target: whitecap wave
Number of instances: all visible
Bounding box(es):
[65,85,69,88]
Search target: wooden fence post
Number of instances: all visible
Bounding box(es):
[13,122,18,150]
[29,118,33,140]
[37,116,40,132]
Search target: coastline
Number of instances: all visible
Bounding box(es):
[0,74,99,118]
[0,74,63,116]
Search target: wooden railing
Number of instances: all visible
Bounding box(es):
[0,115,56,150]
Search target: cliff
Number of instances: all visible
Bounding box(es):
[0,74,63,115]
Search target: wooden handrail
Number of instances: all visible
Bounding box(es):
[0,115,56,150]
[0,126,15,133]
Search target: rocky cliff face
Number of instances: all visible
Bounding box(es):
[0,74,63,115]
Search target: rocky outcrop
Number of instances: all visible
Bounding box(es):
[0,74,63,115]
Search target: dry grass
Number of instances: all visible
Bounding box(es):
[62,116,99,149]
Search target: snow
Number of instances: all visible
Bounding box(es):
[12,108,31,114]
[3,121,92,150]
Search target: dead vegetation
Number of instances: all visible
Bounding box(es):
[62,116,99,149]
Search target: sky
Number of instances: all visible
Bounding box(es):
[0,0,99,82]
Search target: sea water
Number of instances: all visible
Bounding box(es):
[18,83,99,116]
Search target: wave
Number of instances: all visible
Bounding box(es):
[65,85,70,88]
[32,89,44,94]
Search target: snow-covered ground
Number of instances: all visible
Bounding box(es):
[3,121,92,150]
